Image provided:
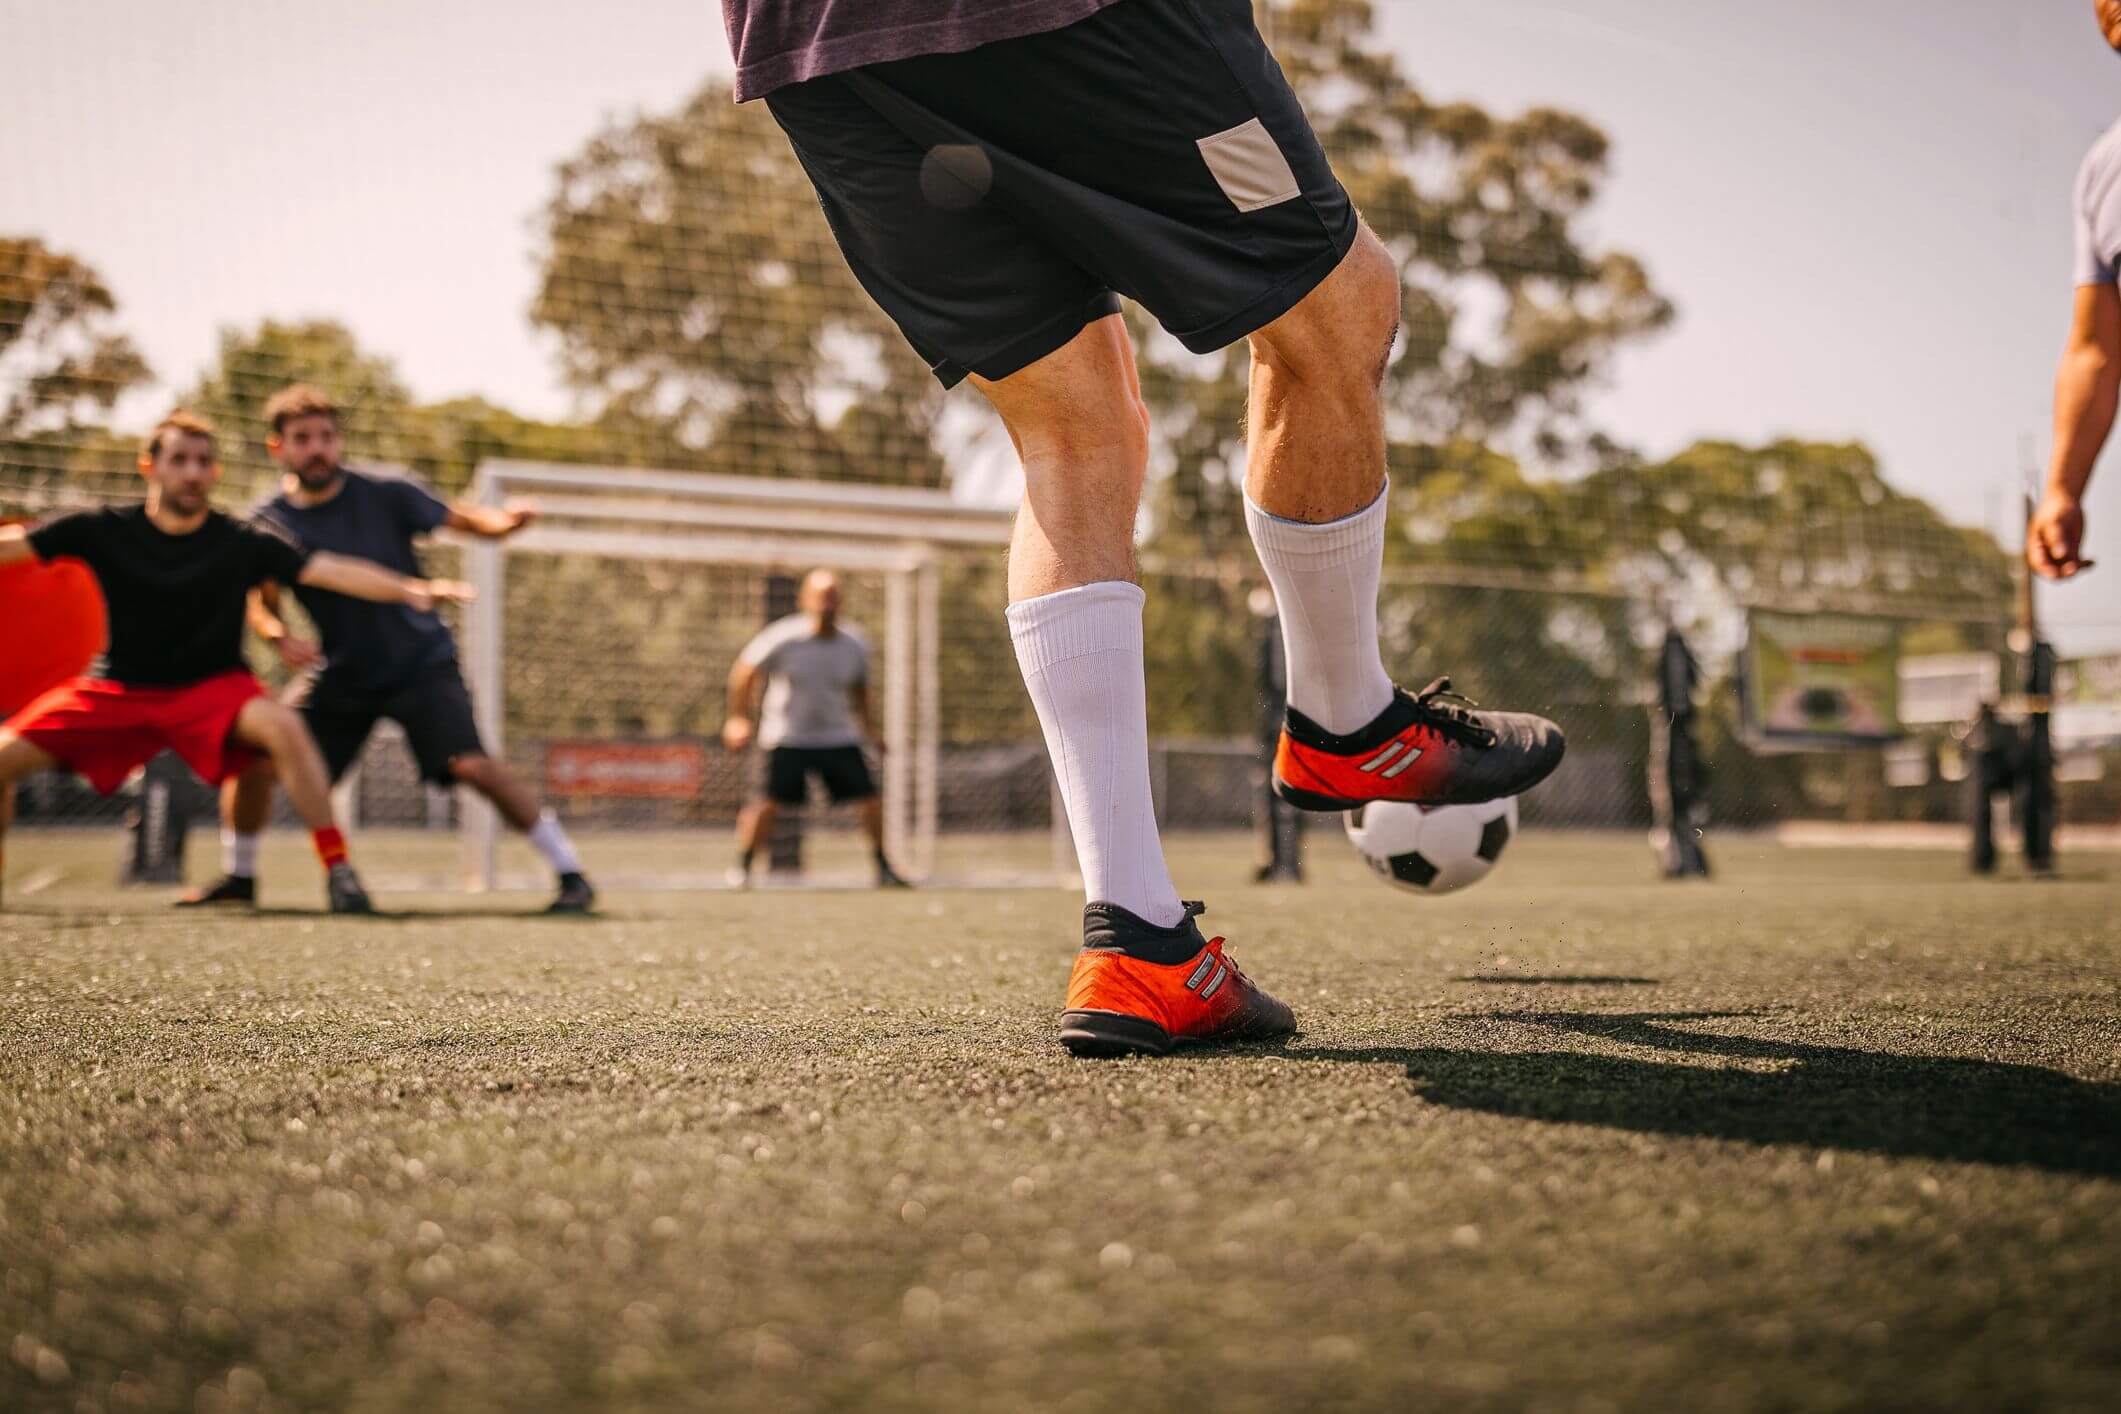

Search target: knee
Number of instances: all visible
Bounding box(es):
[447,754,491,788]
[1252,227,1401,391]
[248,703,303,750]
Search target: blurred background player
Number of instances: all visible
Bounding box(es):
[721,569,907,888]
[727,0,1563,1054]
[2031,0,2121,580]
[189,385,596,914]
[0,411,473,913]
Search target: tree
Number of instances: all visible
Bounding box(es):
[533,88,944,487]
[0,236,151,483]
[1145,0,1674,546]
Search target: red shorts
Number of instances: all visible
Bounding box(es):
[4,670,267,797]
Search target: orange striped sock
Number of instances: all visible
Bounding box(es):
[312,827,349,870]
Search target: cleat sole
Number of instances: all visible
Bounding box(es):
[1059,1010,1173,1059]
[1271,777,1366,813]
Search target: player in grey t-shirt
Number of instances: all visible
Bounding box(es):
[721,570,906,887]
[2034,1,2121,580]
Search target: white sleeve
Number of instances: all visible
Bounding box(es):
[2075,148,2115,287]
[737,623,786,671]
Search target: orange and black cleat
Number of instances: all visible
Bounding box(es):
[1060,901,1295,1058]
[1273,677,1565,812]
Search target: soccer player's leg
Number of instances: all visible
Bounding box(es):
[390,667,594,913]
[182,683,367,909]
[177,758,272,907]
[733,749,804,887]
[223,693,371,914]
[977,319,1293,1056]
[818,747,905,888]
[766,56,1289,1051]
[0,731,59,910]
[1246,238,1566,811]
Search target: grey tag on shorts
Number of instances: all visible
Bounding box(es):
[1197,117,1301,213]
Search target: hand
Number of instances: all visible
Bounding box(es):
[2027,490,2092,580]
[497,501,540,536]
[721,716,756,753]
[275,635,323,672]
[406,578,478,611]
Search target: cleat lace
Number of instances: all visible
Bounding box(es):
[1406,677,1499,748]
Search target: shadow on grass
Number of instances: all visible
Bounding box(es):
[1453,976,1660,986]
[1287,1011,2121,1177]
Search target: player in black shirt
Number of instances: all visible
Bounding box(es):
[0,411,473,913]
[184,385,594,914]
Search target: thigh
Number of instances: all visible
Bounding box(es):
[855,0,1358,355]
[766,72,1121,389]
[815,746,878,803]
[382,667,488,786]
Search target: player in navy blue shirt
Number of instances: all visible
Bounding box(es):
[185,386,595,913]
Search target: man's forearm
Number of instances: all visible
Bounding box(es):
[2049,345,2118,499]
[300,552,419,605]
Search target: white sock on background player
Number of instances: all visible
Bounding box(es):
[1007,582,1185,929]
[1244,484,1397,735]
[527,811,582,877]
[224,828,261,880]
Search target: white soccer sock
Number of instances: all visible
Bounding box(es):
[1244,483,1397,735]
[526,812,582,876]
[223,829,261,880]
[1007,581,1185,929]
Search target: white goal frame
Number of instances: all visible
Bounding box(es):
[457,461,1024,891]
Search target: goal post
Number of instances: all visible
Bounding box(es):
[456,461,1064,891]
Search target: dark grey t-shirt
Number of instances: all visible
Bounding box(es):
[257,470,456,697]
[722,0,1125,102]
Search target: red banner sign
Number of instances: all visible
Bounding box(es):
[546,742,703,798]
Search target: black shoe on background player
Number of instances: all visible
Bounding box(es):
[327,863,374,915]
[176,874,257,908]
[547,871,597,914]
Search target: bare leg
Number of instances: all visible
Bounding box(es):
[975,314,1150,603]
[736,798,779,861]
[0,732,59,909]
[1244,225,1402,522]
[223,758,275,835]
[228,699,339,831]
[448,753,540,832]
[857,796,888,853]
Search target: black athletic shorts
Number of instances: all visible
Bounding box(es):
[290,662,488,786]
[764,0,1360,387]
[758,744,878,807]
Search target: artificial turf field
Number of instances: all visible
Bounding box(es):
[2,829,2116,1413]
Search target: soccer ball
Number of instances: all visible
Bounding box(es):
[1343,797,1518,895]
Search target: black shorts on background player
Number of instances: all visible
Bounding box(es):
[764,0,1358,387]
[292,662,486,785]
[760,745,878,807]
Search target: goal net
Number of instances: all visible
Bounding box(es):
[444,461,1067,891]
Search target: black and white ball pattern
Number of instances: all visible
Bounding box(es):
[1343,797,1518,895]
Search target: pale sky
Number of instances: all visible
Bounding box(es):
[3,0,2118,650]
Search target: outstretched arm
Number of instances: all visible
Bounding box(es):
[445,501,539,539]
[297,551,475,611]
[2033,283,2121,579]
